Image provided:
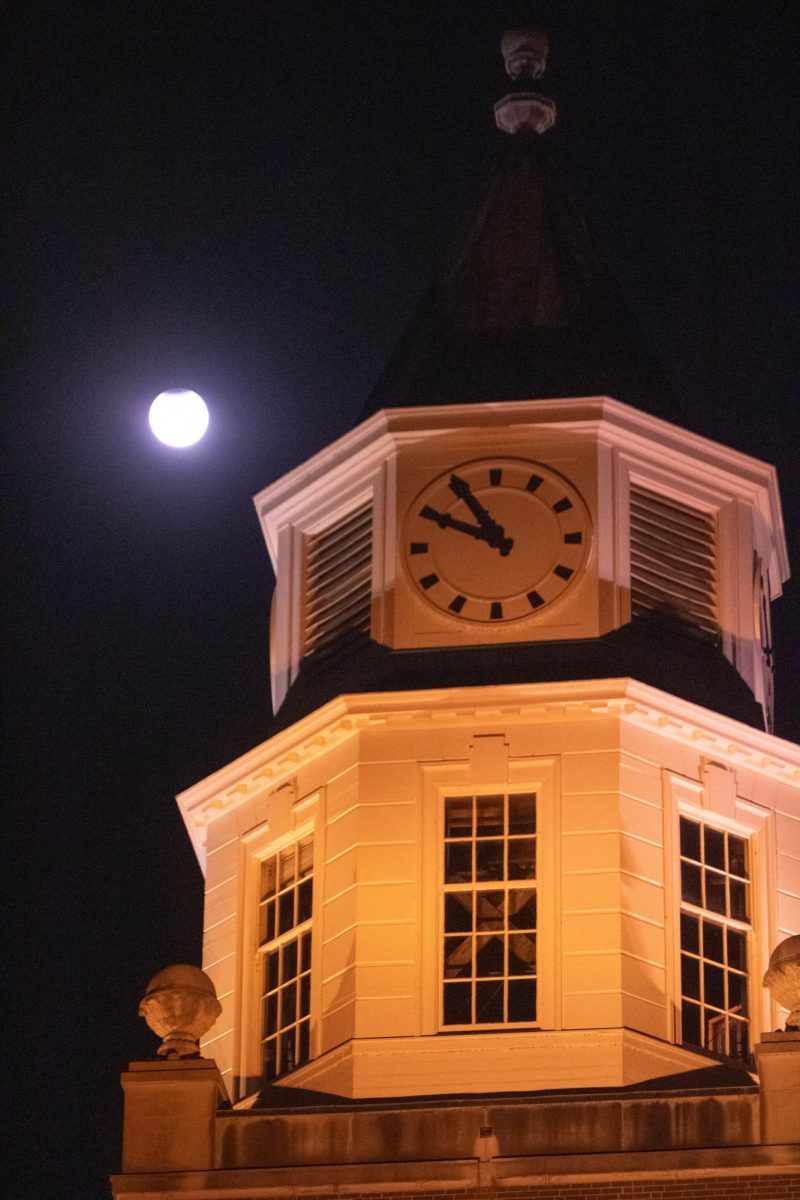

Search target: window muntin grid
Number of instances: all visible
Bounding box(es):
[260,930,312,1082]
[257,836,313,1083]
[442,792,537,1028]
[679,816,751,1064]
[258,836,313,946]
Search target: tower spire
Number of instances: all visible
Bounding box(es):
[362,27,668,419]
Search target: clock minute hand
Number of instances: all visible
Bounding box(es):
[448,474,499,532]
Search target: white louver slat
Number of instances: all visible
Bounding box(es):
[630,485,718,640]
[304,500,373,656]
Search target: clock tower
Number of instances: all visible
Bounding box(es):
[114,25,800,1199]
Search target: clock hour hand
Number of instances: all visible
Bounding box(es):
[420,505,513,556]
[448,474,500,533]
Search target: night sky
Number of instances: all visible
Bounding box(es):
[6,4,799,1198]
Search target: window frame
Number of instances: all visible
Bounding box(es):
[666,774,774,1068]
[421,758,558,1037]
[677,814,753,1063]
[237,815,318,1102]
[257,835,314,1084]
[440,789,540,1030]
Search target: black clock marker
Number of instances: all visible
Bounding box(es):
[490,601,503,620]
[410,541,428,555]
[420,573,439,589]
[553,564,574,580]
[526,474,543,493]
[489,468,502,486]
[449,594,467,613]
[527,590,544,609]
[553,497,573,513]
[563,531,582,544]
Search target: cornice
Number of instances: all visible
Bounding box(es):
[178,677,800,870]
[252,396,788,580]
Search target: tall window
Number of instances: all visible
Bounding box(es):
[442,792,537,1028]
[258,836,313,1082]
[679,816,751,1063]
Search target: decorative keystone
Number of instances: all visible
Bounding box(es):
[495,27,556,136]
[138,964,222,1058]
[763,934,800,1029]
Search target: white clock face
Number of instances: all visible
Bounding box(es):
[403,457,592,623]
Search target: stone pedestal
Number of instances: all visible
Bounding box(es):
[755,1032,800,1145]
[120,1058,227,1173]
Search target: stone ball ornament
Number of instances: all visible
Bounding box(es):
[763,934,800,1030]
[138,964,222,1059]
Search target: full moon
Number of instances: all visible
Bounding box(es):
[148,389,209,447]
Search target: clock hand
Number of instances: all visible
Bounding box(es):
[448,474,500,532]
[420,505,513,556]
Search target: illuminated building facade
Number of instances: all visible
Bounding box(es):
[113,26,800,1200]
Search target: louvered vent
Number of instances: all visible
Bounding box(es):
[630,484,718,641]
[303,500,373,659]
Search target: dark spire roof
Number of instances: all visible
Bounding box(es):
[361,28,670,420]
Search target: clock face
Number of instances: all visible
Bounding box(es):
[403,458,592,623]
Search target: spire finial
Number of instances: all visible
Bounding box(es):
[494,26,556,136]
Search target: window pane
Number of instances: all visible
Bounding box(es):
[509,932,536,974]
[444,935,472,977]
[261,858,277,900]
[298,837,313,877]
[279,1030,295,1075]
[445,841,472,883]
[266,950,279,995]
[476,796,504,838]
[475,839,504,881]
[476,891,505,930]
[298,1020,310,1066]
[508,890,537,930]
[445,796,472,839]
[280,982,297,1028]
[680,817,701,863]
[704,961,725,1009]
[703,919,724,964]
[279,847,296,888]
[728,835,748,879]
[729,878,749,922]
[681,912,699,955]
[300,931,312,973]
[508,978,536,1022]
[265,991,278,1034]
[278,889,295,934]
[299,973,311,1017]
[283,939,298,982]
[681,953,700,1000]
[727,971,748,1016]
[681,861,702,906]
[508,793,536,836]
[260,900,275,946]
[444,892,472,933]
[704,826,725,871]
[682,1000,701,1047]
[475,980,503,1023]
[263,1037,278,1081]
[704,869,726,915]
[727,928,747,972]
[443,982,471,1025]
[507,839,536,880]
[297,877,313,924]
[475,934,504,977]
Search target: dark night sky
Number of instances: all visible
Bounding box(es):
[5,4,799,1198]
